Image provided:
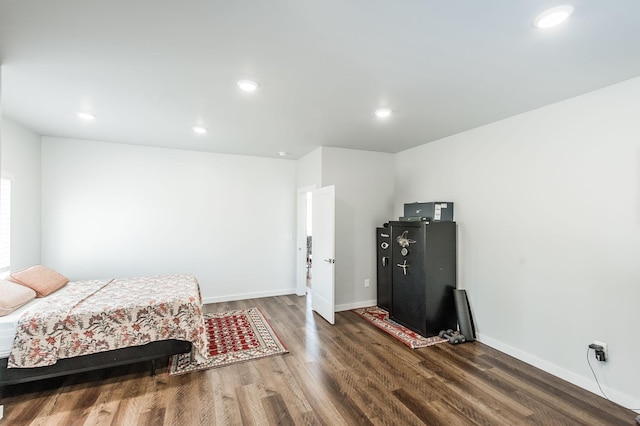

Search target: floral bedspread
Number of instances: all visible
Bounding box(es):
[8,274,208,368]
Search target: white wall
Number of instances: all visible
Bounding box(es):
[296,147,322,189]
[394,76,640,408]
[41,137,297,302]
[320,147,394,310]
[294,148,321,295]
[0,116,41,270]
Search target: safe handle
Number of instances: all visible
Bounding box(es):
[396,260,409,275]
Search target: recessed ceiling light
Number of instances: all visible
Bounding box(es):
[375,108,392,118]
[77,112,95,120]
[192,126,207,134]
[237,80,259,92]
[278,151,289,157]
[533,5,574,29]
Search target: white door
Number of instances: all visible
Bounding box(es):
[312,185,335,324]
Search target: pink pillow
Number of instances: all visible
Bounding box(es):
[0,279,37,316]
[9,265,69,297]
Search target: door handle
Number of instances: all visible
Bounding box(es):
[323,258,335,264]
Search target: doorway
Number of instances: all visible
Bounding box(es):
[306,191,312,290]
[296,184,336,324]
[296,185,316,296]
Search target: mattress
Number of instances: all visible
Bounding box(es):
[0,298,45,358]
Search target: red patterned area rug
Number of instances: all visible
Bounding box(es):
[352,306,447,349]
[168,307,288,375]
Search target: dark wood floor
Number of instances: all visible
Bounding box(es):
[1,294,636,425]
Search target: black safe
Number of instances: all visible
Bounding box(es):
[386,220,457,337]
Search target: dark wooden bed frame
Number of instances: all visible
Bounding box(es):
[0,339,192,386]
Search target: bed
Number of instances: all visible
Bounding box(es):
[0,272,208,386]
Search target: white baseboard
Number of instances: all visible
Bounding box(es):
[202,288,297,304]
[477,333,640,413]
[335,299,377,312]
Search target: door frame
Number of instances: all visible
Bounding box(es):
[296,184,316,296]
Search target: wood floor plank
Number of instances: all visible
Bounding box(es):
[489,363,627,425]
[1,294,637,425]
[235,383,269,426]
[211,364,244,425]
[312,357,375,425]
[486,351,635,425]
[77,369,137,425]
[162,373,195,424]
[395,376,517,426]
[337,367,426,425]
[261,393,295,425]
[417,348,536,423]
[510,389,592,426]
[282,357,347,425]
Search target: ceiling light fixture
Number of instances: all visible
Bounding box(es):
[77,112,95,120]
[278,151,289,157]
[533,5,574,29]
[237,80,259,92]
[375,108,392,118]
[192,126,208,134]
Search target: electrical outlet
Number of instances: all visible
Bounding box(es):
[364,278,370,288]
[593,340,608,361]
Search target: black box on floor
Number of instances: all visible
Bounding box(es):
[403,202,454,222]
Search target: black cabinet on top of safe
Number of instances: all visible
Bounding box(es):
[388,220,456,337]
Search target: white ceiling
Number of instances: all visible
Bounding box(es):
[1,1,640,159]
